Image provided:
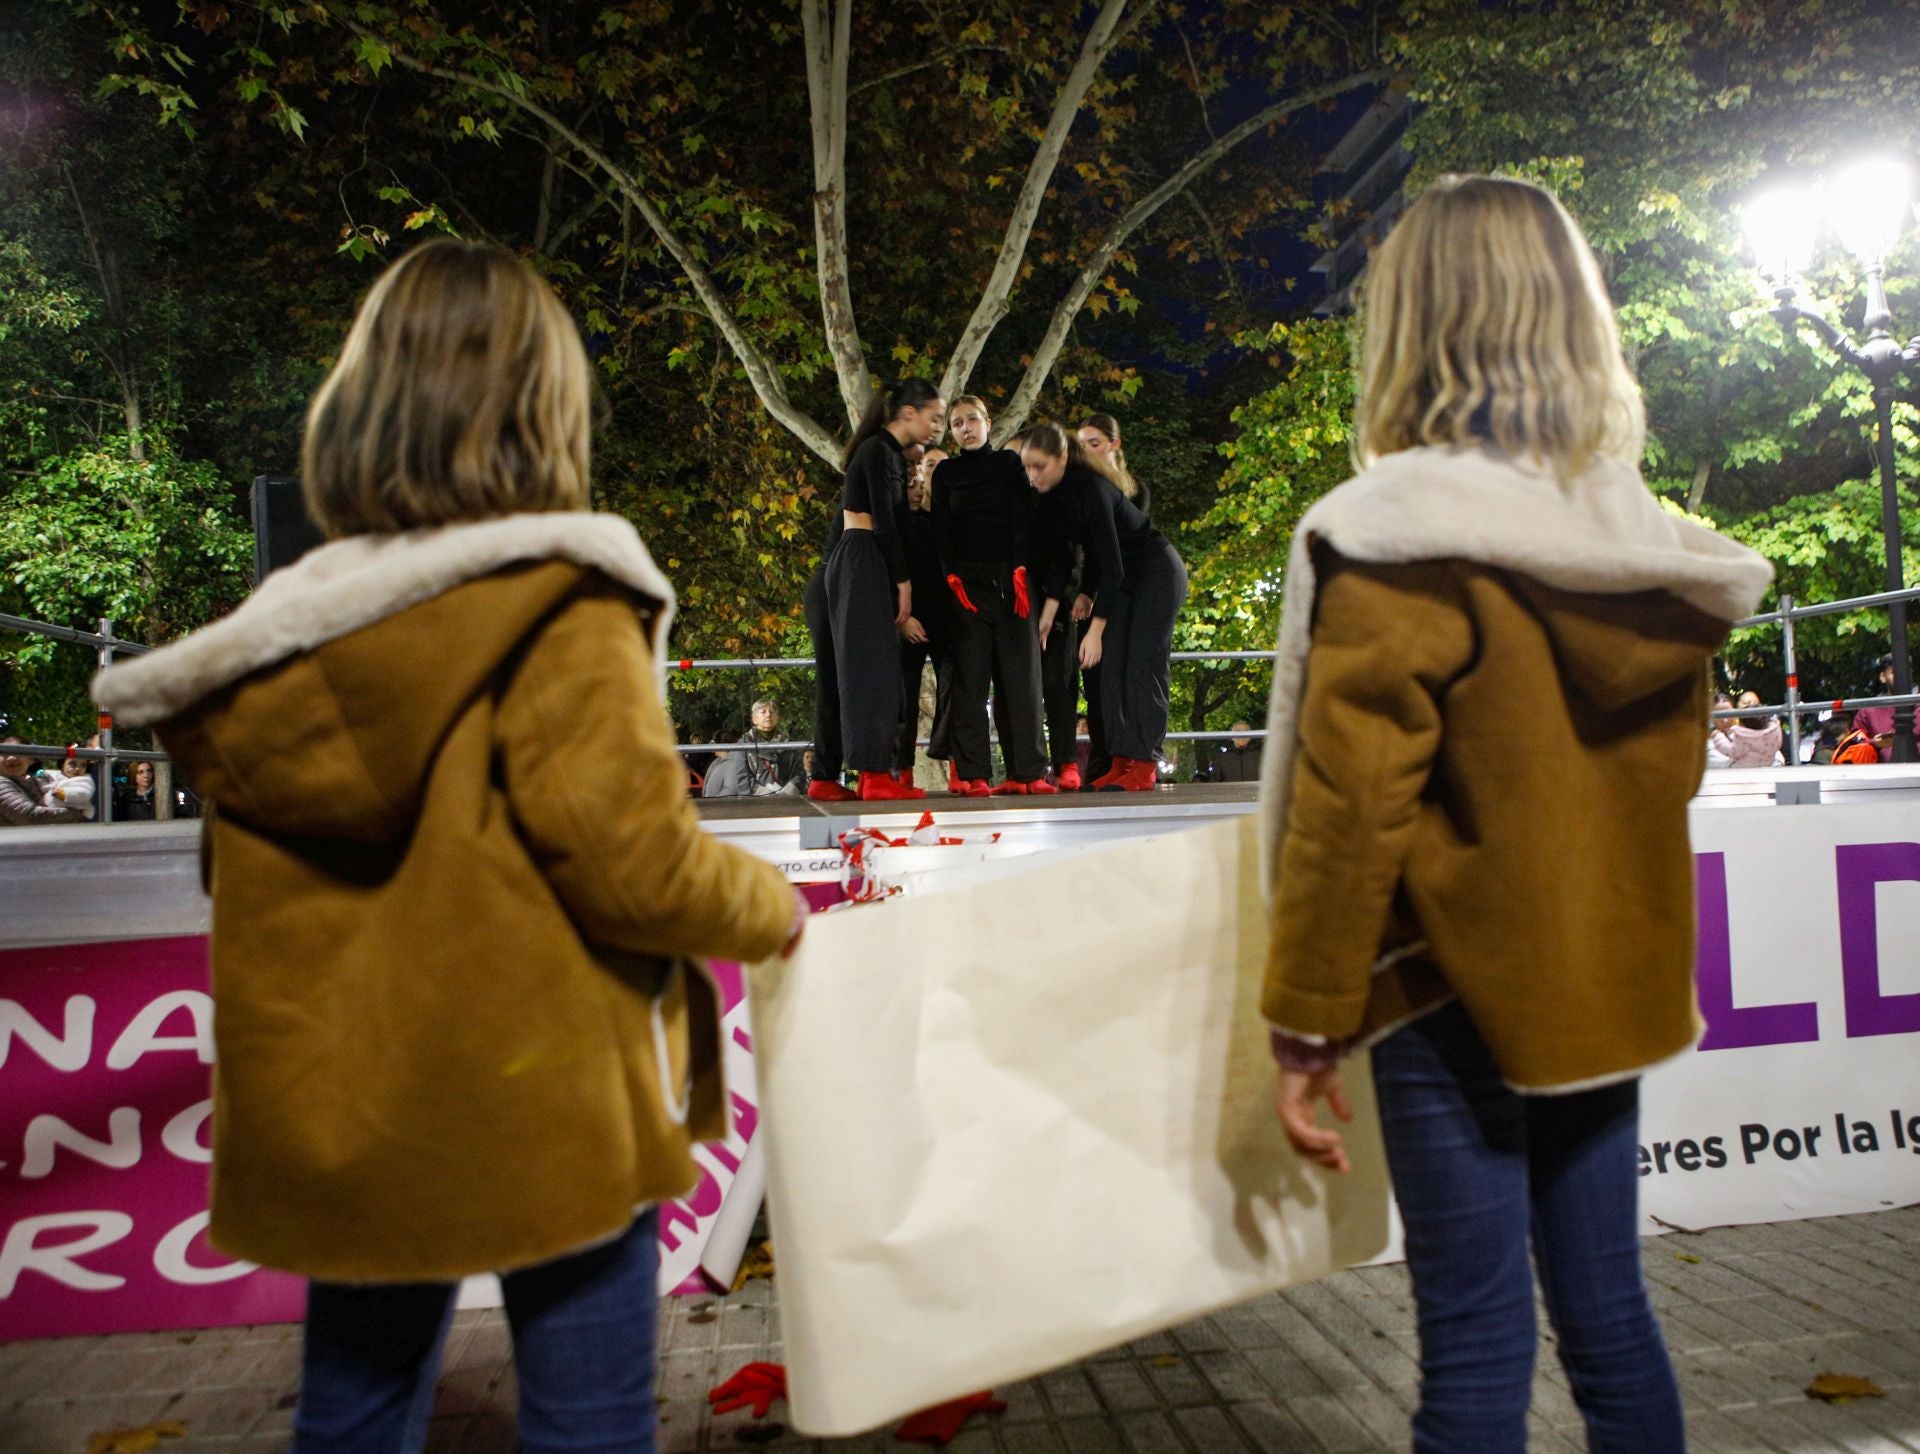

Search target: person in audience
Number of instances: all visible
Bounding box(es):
[0,738,85,825]
[701,699,801,797]
[1195,723,1262,783]
[1722,690,1783,766]
[91,237,807,1454]
[1706,692,1735,767]
[1261,174,1773,1454]
[45,751,99,818]
[117,759,165,819]
[1854,653,1918,761]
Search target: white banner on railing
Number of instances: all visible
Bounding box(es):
[1635,802,1920,1229]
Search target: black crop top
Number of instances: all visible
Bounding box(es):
[1041,463,1165,620]
[829,432,910,584]
[930,445,1032,574]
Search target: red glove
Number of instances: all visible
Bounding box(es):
[709,1362,788,1418]
[1012,566,1031,619]
[947,574,980,614]
[896,1392,1007,1445]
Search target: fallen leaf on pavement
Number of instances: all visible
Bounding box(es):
[732,1240,777,1292]
[86,1424,187,1454]
[1805,1372,1884,1404]
[1673,1253,1702,1264]
[1150,1355,1181,1368]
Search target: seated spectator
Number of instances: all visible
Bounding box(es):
[1707,693,1735,767]
[0,738,86,825]
[118,760,161,820]
[701,699,801,798]
[1722,691,1783,767]
[1195,722,1263,782]
[1072,715,1092,780]
[1853,653,1918,762]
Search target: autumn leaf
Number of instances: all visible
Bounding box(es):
[87,1423,188,1454]
[1804,1373,1884,1404]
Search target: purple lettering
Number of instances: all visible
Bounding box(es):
[1695,852,1819,1050]
[1837,842,1920,1039]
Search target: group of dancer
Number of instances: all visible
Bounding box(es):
[804,389,1189,803]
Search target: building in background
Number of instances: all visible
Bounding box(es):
[1309,90,1415,317]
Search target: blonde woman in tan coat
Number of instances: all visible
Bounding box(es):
[95,239,804,1454]
[1256,178,1773,1453]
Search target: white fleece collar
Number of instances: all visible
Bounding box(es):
[93,512,678,727]
[1254,445,1774,880]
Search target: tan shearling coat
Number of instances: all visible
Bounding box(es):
[1257,446,1775,1093]
[94,515,795,1282]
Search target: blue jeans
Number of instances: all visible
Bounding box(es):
[293,1210,660,1454]
[1371,1003,1683,1454]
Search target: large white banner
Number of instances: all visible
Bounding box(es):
[1636,802,1920,1229]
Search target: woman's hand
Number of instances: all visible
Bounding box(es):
[901,615,929,645]
[1274,1068,1353,1174]
[1078,619,1104,671]
[1071,593,1094,622]
[1037,598,1059,649]
[895,583,913,628]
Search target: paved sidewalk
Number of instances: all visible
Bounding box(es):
[4,1208,1917,1454]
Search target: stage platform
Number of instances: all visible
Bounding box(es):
[5,767,1920,949]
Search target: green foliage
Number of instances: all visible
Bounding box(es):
[0,444,252,741]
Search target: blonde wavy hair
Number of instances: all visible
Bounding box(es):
[1355,175,1645,478]
[302,238,592,536]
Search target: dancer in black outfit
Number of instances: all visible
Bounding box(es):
[1032,475,1086,790]
[895,445,954,785]
[1072,414,1148,787]
[934,395,1054,796]
[1023,422,1187,793]
[801,563,851,800]
[825,379,946,802]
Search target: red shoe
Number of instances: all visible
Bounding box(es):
[959,778,992,797]
[896,769,918,787]
[1025,777,1058,795]
[1089,757,1131,791]
[1102,757,1160,792]
[946,760,964,795]
[807,779,856,802]
[860,772,926,802]
[1055,763,1082,792]
[991,779,1028,796]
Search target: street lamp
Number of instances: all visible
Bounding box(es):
[1743,157,1920,763]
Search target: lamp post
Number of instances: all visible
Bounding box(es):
[1744,157,1920,763]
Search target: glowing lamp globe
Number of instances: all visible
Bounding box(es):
[1828,157,1912,264]
[1743,187,1818,284]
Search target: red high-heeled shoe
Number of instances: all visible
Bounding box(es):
[946,760,965,795]
[1025,777,1059,795]
[860,772,926,802]
[958,778,992,797]
[1088,758,1131,791]
[991,779,1028,796]
[807,779,856,802]
[1054,763,1083,792]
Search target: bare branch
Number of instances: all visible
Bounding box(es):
[847,43,1011,96]
[803,0,870,427]
[997,69,1391,437]
[357,23,842,468]
[937,0,1151,403]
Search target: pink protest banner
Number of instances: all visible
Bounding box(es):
[2,882,849,1341]
[0,936,305,1342]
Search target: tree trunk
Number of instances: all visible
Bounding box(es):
[803,0,871,427]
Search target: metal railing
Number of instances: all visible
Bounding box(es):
[6,584,1918,807]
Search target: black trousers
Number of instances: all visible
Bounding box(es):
[802,566,842,782]
[948,560,1047,782]
[1082,663,1111,784]
[825,531,902,773]
[1100,542,1189,763]
[894,634,954,772]
[1040,614,1080,769]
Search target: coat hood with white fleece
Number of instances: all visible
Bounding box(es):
[1255,444,1775,878]
[92,512,677,841]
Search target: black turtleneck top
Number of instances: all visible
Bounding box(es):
[829,431,910,584]
[1037,462,1165,620]
[930,444,1032,576]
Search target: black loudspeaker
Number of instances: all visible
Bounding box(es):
[251,475,327,583]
